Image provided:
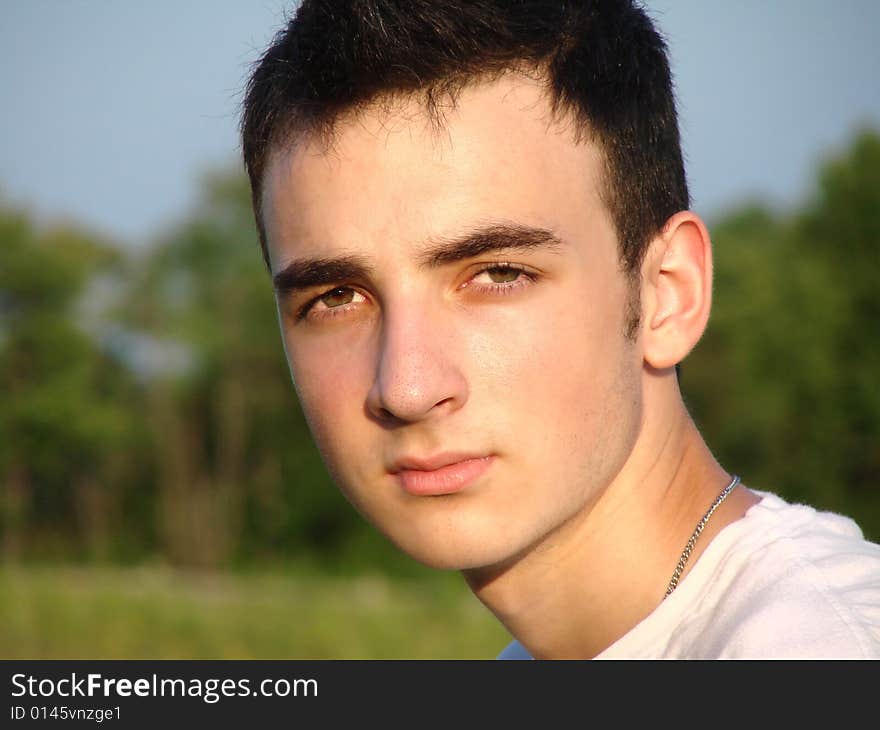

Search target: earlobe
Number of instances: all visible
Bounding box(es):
[641,211,713,370]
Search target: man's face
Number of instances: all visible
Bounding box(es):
[262,75,645,570]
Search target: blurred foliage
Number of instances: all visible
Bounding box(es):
[685,128,880,539]
[0,211,142,562]
[1,127,878,579]
[0,565,508,659]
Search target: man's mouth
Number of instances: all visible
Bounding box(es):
[389,454,495,496]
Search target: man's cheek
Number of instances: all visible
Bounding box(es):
[466,307,555,381]
[290,356,356,435]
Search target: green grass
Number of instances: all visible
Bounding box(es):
[0,564,511,659]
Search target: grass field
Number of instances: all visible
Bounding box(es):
[0,564,511,659]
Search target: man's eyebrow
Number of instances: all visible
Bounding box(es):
[272,255,373,295]
[271,223,565,294]
[417,223,566,268]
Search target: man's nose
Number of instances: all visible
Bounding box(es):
[366,303,469,424]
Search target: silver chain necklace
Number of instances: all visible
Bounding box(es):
[664,474,741,598]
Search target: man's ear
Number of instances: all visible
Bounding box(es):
[640,211,713,370]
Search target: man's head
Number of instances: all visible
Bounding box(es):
[240,1,710,571]
[241,0,689,338]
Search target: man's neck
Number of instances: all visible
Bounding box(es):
[463,386,758,659]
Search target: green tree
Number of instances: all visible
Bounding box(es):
[0,203,140,561]
[685,129,880,540]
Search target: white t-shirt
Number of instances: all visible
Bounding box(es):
[498,491,880,659]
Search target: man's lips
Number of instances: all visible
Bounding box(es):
[389,454,495,496]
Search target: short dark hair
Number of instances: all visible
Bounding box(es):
[241,0,689,336]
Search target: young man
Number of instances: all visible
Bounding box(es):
[240,1,880,658]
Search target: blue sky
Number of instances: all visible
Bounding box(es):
[2,1,878,246]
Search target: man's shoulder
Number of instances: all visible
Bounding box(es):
[497,491,880,659]
[675,491,880,658]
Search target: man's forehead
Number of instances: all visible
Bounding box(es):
[261,73,610,270]
[266,72,589,177]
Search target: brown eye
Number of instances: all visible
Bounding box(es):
[320,287,356,307]
[485,266,522,283]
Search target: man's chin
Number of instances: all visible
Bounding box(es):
[387,533,524,572]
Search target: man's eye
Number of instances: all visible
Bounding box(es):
[319,287,357,308]
[477,266,524,284]
[453,262,538,300]
[296,286,366,322]
[468,264,536,292]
